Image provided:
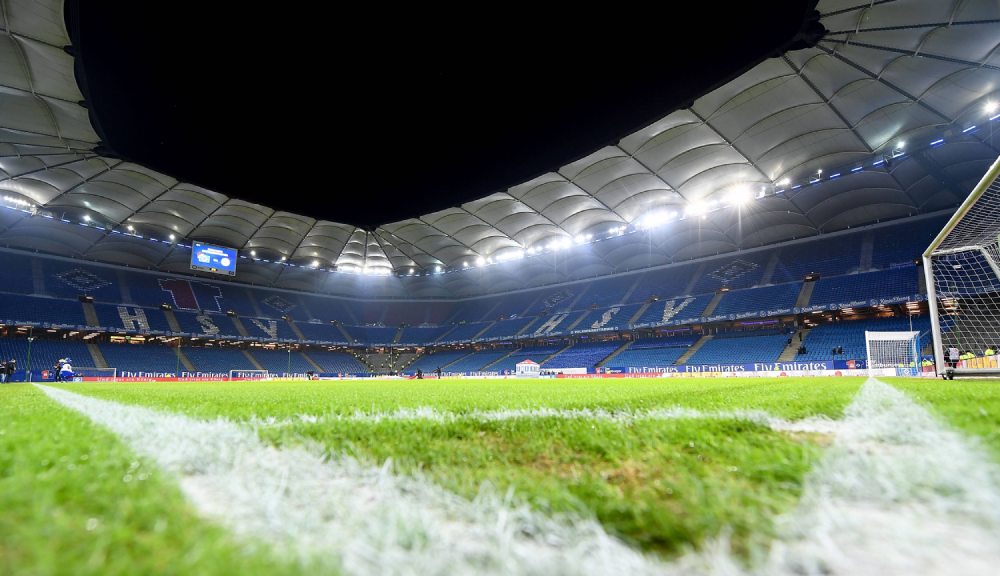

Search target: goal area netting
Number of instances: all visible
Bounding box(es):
[229,369,271,381]
[865,331,920,377]
[924,154,1000,376]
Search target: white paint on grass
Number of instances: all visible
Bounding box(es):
[36,379,1000,575]
[247,405,841,434]
[35,384,690,576]
[761,378,1000,575]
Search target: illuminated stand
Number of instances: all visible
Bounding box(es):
[515,359,540,378]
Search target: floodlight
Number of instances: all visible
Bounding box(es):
[985,101,998,114]
[685,201,707,217]
[476,256,485,266]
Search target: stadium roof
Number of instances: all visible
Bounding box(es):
[1,0,999,287]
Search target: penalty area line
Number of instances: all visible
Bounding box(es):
[33,384,686,576]
[246,406,844,435]
[760,378,1000,576]
[33,381,1000,575]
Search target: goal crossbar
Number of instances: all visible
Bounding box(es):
[865,331,920,377]
[924,154,1000,377]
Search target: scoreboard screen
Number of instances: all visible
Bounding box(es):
[191,242,237,276]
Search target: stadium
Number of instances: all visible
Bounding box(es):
[2,1,1000,574]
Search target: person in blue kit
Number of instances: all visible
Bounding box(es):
[59,358,75,382]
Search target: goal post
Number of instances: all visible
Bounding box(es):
[865,331,920,377]
[924,154,1000,377]
[229,369,270,381]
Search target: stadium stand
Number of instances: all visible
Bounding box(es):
[247,348,316,374]
[343,325,399,345]
[242,317,299,341]
[711,283,802,317]
[445,349,512,373]
[299,295,358,324]
[0,251,37,294]
[0,295,88,328]
[173,312,241,338]
[543,341,620,369]
[525,286,582,316]
[94,303,173,333]
[629,265,698,302]
[98,342,181,374]
[685,332,789,365]
[490,345,565,372]
[632,294,714,327]
[0,338,95,376]
[688,253,773,294]
[772,234,863,282]
[397,325,454,345]
[609,335,699,368]
[305,350,369,374]
[406,350,474,374]
[869,216,948,270]
[797,317,930,362]
[43,261,121,302]
[182,346,258,373]
[382,301,453,326]
[439,322,492,343]
[253,289,307,320]
[572,303,644,333]
[808,268,920,308]
[295,321,350,344]
[579,275,637,308]
[476,317,537,340]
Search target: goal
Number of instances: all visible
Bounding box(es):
[229,369,271,381]
[865,331,920,377]
[72,367,118,381]
[924,154,1000,377]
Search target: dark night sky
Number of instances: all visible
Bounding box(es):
[65,2,824,229]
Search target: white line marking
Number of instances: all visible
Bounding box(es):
[761,378,1000,575]
[36,379,1000,575]
[35,384,682,575]
[247,406,842,435]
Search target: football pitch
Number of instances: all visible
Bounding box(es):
[2,377,1000,575]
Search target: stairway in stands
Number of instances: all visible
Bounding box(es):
[777,328,811,362]
[597,341,633,367]
[676,335,713,364]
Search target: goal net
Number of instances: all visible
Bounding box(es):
[865,331,920,377]
[229,369,271,381]
[72,367,118,381]
[924,154,1000,376]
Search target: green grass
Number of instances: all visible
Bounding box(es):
[887,378,1000,461]
[58,377,865,420]
[0,385,308,576]
[55,377,853,559]
[260,414,820,558]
